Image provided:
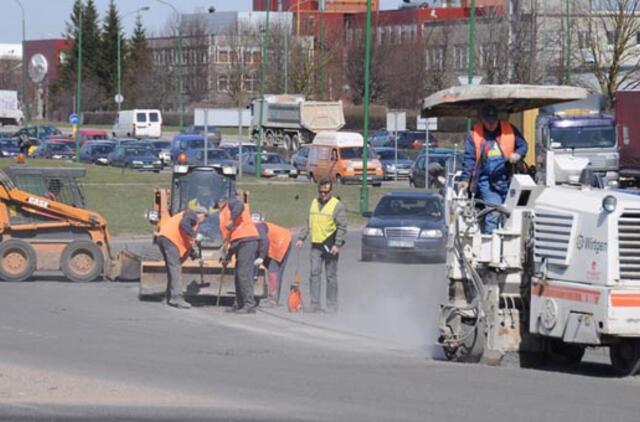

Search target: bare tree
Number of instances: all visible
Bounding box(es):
[0,59,20,90]
[181,15,210,104]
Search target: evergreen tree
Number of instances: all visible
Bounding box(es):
[124,14,154,108]
[98,0,123,108]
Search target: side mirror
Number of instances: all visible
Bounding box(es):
[362,211,372,218]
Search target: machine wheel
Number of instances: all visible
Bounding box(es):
[336,174,345,185]
[61,240,104,282]
[265,131,276,147]
[547,341,585,365]
[610,339,640,376]
[283,134,292,151]
[291,134,301,152]
[308,172,316,182]
[0,239,37,282]
[443,316,485,363]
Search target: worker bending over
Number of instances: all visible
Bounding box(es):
[156,207,209,309]
[296,178,347,313]
[460,104,528,233]
[219,195,260,314]
[255,220,293,306]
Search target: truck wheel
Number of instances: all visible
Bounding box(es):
[547,341,585,364]
[283,134,292,151]
[265,131,275,147]
[291,134,301,152]
[0,240,37,282]
[610,339,640,376]
[61,240,104,282]
[336,175,345,185]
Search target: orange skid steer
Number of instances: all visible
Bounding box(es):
[0,167,139,282]
[139,164,266,302]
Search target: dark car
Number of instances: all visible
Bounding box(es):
[219,142,258,160]
[374,147,414,180]
[171,134,216,163]
[192,148,236,167]
[35,141,75,160]
[410,150,463,189]
[107,143,162,172]
[291,145,310,173]
[14,125,63,141]
[0,138,20,157]
[145,139,172,166]
[79,141,116,165]
[361,191,446,262]
[369,129,438,149]
[182,125,222,146]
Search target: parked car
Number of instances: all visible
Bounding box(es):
[170,134,216,162]
[79,140,116,165]
[219,142,258,160]
[145,139,172,166]
[112,109,162,138]
[107,143,162,171]
[241,152,298,178]
[0,138,20,157]
[369,129,438,149]
[47,137,78,153]
[290,145,310,173]
[190,148,236,167]
[361,191,446,262]
[78,129,109,143]
[35,140,75,160]
[373,147,414,180]
[410,150,463,189]
[14,125,63,141]
[181,125,222,146]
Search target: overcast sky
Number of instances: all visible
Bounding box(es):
[1,0,402,44]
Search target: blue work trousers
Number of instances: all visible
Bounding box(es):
[478,188,506,234]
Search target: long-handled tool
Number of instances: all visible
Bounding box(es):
[287,249,303,313]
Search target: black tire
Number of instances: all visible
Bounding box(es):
[610,339,640,376]
[291,134,301,152]
[0,239,37,282]
[60,240,104,282]
[547,341,586,365]
[336,174,344,185]
[372,182,382,187]
[283,134,292,151]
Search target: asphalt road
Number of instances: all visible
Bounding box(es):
[0,233,638,421]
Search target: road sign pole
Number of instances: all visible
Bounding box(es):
[360,0,372,214]
[75,4,83,163]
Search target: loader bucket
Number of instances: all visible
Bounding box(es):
[107,248,142,281]
[139,258,267,300]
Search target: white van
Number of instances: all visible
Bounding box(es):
[112,109,162,138]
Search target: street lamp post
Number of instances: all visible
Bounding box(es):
[76,2,83,162]
[154,0,184,130]
[13,0,30,125]
[256,7,271,179]
[360,0,372,214]
[117,7,150,111]
[466,0,476,133]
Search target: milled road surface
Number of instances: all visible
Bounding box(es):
[0,233,638,421]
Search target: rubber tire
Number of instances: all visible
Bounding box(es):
[283,134,292,151]
[610,339,640,376]
[291,134,301,152]
[0,239,37,282]
[372,182,382,187]
[60,240,104,283]
[336,175,345,185]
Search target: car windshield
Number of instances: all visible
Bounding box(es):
[549,125,616,149]
[180,139,214,149]
[49,143,71,152]
[151,141,170,150]
[376,150,409,160]
[93,145,114,154]
[204,150,230,160]
[125,146,152,156]
[340,147,376,160]
[374,197,443,219]
[260,154,285,164]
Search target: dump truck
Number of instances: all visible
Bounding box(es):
[424,84,640,375]
[0,166,139,282]
[250,95,345,151]
[0,90,23,126]
[615,90,640,188]
[139,162,267,302]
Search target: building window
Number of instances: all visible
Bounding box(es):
[578,31,590,49]
[217,74,229,92]
[218,50,229,63]
[607,31,615,45]
[455,45,467,70]
[428,47,444,70]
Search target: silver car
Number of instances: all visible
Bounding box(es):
[241,152,298,178]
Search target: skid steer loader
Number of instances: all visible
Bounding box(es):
[138,162,267,302]
[0,166,139,282]
[426,84,640,376]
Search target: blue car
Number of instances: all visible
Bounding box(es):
[373,147,414,180]
[171,134,215,163]
[0,138,20,157]
[107,143,162,172]
[79,140,116,165]
[361,191,446,262]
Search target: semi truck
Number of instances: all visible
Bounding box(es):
[0,90,24,126]
[250,95,345,151]
[615,91,640,187]
[535,94,619,186]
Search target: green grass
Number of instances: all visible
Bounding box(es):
[0,158,393,236]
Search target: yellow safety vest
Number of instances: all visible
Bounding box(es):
[309,197,339,244]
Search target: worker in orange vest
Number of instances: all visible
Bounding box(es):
[459,104,528,233]
[218,195,260,314]
[254,220,293,306]
[156,207,209,309]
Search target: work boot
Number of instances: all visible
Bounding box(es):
[168,298,192,309]
[225,304,241,313]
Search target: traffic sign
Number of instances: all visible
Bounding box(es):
[114,94,124,104]
[69,113,79,125]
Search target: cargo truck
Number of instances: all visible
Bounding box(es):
[615,91,640,188]
[250,95,345,151]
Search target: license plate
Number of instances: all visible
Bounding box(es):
[143,165,153,169]
[388,240,415,248]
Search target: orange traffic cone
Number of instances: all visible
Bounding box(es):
[288,251,303,313]
[16,153,26,164]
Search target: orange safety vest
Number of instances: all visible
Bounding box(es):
[265,222,292,263]
[219,202,259,242]
[471,121,515,163]
[158,211,199,259]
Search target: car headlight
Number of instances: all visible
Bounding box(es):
[289,168,298,174]
[602,195,617,214]
[222,166,237,175]
[420,229,443,238]
[363,227,383,237]
[385,164,396,171]
[97,157,108,163]
[1,151,8,156]
[153,160,161,165]
[132,160,143,165]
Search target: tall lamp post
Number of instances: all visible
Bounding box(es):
[466,0,476,132]
[256,7,271,179]
[154,0,184,130]
[13,0,30,125]
[360,0,372,214]
[117,7,150,111]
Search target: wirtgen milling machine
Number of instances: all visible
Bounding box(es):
[139,162,266,302]
[425,84,640,375]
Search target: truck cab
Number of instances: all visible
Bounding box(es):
[535,96,619,186]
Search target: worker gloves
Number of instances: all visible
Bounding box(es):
[458,180,469,192]
[509,153,522,164]
[189,248,200,261]
[195,233,204,244]
[254,257,264,267]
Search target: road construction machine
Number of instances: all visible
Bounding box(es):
[0,166,138,282]
[139,161,267,302]
[425,84,640,375]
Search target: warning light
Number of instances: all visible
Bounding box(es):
[176,152,188,165]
